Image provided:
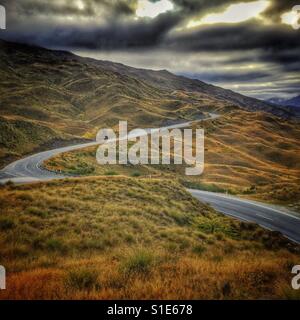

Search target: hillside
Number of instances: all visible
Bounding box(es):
[0,177,299,299]
[45,110,300,211]
[0,39,294,167]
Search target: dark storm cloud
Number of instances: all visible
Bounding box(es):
[260,49,300,71]
[166,22,300,51]
[1,1,299,53]
[3,11,181,49]
[2,0,298,54]
[16,1,93,16]
[0,0,299,98]
[2,0,78,15]
[1,0,137,25]
[165,22,300,72]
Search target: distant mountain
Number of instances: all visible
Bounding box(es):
[267,95,300,107]
[266,95,300,118]
[267,97,287,105]
[89,58,293,118]
[0,39,297,166]
[285,95,300,107]
[0,39,293,125]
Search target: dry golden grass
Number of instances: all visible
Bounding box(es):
[2,253,299,300]
[45,110,300,210]
[197,111,300,209]
[0,177,299,300]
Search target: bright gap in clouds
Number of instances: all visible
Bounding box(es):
[76,0,85,11]
[281,6,300,29]
[136,0,174,19]
[187,0,270,29]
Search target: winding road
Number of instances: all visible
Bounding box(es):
[0,114,218,183]
[189,189,300,243]
[0,113,299,243]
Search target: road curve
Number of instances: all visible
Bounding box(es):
[0,112,299,243]
[189,189,300,243]
[0,113,218,184]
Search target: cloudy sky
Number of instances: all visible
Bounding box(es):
[1,0,299,99]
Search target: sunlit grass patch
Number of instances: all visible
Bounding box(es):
[64,267,100,291]
[121,249,155,276]
[0,177,299,299]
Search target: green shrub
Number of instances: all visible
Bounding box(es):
[192,244,206,256]
[65,268,99,291]
[196,217,240,239]
[168,210,190,226]
[105,171,118,176]
[17,193,34,201]
[121,249,154,275]
[182,181,236,194]
[124,233,135,243]
[69,163,95,175]
[46,239,64,251]
[131,172,141,177]
[25,206,48,218]
[0,217,15,230]
[4,180,14,187]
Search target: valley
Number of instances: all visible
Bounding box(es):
[0,39,300,300]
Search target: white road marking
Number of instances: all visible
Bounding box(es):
[255,213,274,221]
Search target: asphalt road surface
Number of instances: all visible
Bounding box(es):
[0,113,218,183]
[1,112,299,243]
[189,189,300,243]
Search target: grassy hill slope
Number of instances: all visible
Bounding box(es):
[1,40,300,300]
[0,177,299,299]
[0,39,294,167]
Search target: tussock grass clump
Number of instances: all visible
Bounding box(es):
[105,171,118,176]
[121,249,155,275]
[195,216,240,239]
[131,171,141,177]
[25,206,48,218]
[17,193,34,201]
[0,217,15,230]
[65,268,100,291]
[192,244,206,256]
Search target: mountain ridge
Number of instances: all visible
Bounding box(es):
[1,39,293,119]
[0,38,297,167]
[78,52,293,118]
[267,95,300,108]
